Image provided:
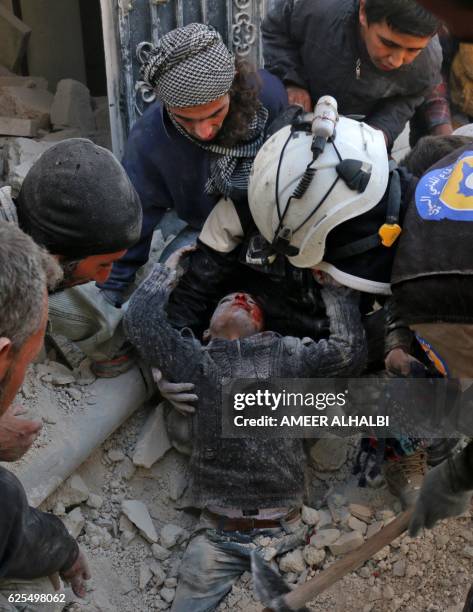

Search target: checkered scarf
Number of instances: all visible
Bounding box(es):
[138,23,236,108]
[169,105,269,198]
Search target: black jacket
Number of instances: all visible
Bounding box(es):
[262,0,442,148]
[0,467,78,580]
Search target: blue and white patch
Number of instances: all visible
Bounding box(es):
[416,151,473,221]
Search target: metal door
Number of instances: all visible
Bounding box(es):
[100,0,277,158]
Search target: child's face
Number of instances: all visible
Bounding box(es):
[207,293,264,340]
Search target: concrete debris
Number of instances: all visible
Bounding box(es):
[63,507,85,539]
[160,524,189,549]
[329,531,364,556]
[160,587,176,604]
[121,500,158,543]
[349,503,373,523]
[302,545,326,567]
[55,474,89,508]
[115,456,136,481]
[383,585,395,600]
[118,514,137,547]
[168,470,188,502]
[4,137,55,193]
[0,116,44,138]
[262,546,277,562]
[309,437,348,471]
[348,515,367,535]
[0,76,47,89]
[133,404,172,469]
[87,493,104,510]
[0,86,53,124]
[278,549,306,574]
[51,79,95,133]
[317,509,333,528]
[301,505,320,526]
[75,358,97,386]
[462,546,473,559]
[310,528,341,549]
[152,543,172,561]
[108,449,126,463]
[0,6,31,72]
[149,560,166,586]
[393,558,407,577]
[366,521,384,539]
[66,387,82,402]
[139,563,153,590]
[164,578,177,589]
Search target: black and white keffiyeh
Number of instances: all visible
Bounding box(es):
[169,105,269,198]
[137,23,236,108]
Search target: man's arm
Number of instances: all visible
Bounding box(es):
[289,286,367,377]
[262,0,309,93]
[124,265,204,383]
[0,467,78,580]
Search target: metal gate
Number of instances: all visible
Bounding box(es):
[100,0,277,158]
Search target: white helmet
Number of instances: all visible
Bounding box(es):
[248,109,390,270]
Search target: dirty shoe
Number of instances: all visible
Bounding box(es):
[384,449,427,508]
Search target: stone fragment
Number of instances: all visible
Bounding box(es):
[63,507,85,538]
[87,493,103,509]
[108,449,126,462]
[310,438,348,471]
[302,546,326,567]
[383,585,395,600]
[51,79,95,133]
[139,563,153,590]
[310,529,341,549]
[121,500,158,543]
[373,545,390,561]
[160,524,189,549]
[164,578,177,589]
[160,588,176,603]
[0,76,47,89]
[348,515,367,535]
[463,545,473,559]
[435,533,449,548]
[0,86,53,124]
[329,531,364,555]
[262,547,277,562]
[149,560,166,586]
[359,566,371,579]
[0,116,43,138]
[133,404,172,468]
[116,456,136,481]
[348,504,373,523]
[392,559,406,577]
[57,474,89,508]
[301,505,320,526]
[369,586,383,602]
[0,6,31,72]
[279,549,306,574]
[366,521,384,539]
[152,543,172,561]
[317,509,333,528]
[66,387,82,401]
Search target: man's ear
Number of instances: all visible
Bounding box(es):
[359,0,368,27]
[202,329,211,343]
[0,338,13,383]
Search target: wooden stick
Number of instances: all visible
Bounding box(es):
[264,509,413,611]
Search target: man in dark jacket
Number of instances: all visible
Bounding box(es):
[0,223,90,609]
[262,0,444,149]
[124,263,366,612]
[99,23,288,306]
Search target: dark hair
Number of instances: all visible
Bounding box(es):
[400,134,473,177]
[214,59,262,148]
[364,0,439,37]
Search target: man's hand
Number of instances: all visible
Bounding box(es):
[60,549,91,598]
[385,347,426,377]
[409,458,473,537]
[152,368,198,415]
[286,86,312,112]
[0,404,42,461]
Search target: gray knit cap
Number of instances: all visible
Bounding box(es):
[138,23,236,108]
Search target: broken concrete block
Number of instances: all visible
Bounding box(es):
[160,588,176,604]
[279,549,306,574]
[63,507,85,538]
[152,543,172,561]
[51,79,95,133]
[121,499,158,543]
[310,528,341,549]
[160,524,189,549]
[349,503,373,524]
[139,563,153,590]
[0,76,48,90]
[0,116,44,138]
[348,515,368,535]
[329,531,364,556]
[133,404,171,469]
[87,493,104,510]
[56,474,89,508]
[0,86,53,125]
[0,6,31,72]
[310,437,348,471]
[301,505,320,526]
[4,137,54,193]
[41,128,82,142]
[108,449,126,463]
[302,545,326,567]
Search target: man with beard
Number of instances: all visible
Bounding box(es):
[98,23,287,308]
[0,222,90,610]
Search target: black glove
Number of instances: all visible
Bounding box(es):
[409,442,473,536]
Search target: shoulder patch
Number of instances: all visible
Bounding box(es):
[415,151,473,221]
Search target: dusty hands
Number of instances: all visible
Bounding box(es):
[0,404,42,461]
[286,86,312,112]
[385,348,426,377]
[60,549,91,598]
[152,368,198,415]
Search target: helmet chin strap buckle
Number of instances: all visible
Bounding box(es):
[271,227,300,257]
[336,159,371,192]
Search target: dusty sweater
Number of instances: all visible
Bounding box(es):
[124,265,366,509]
